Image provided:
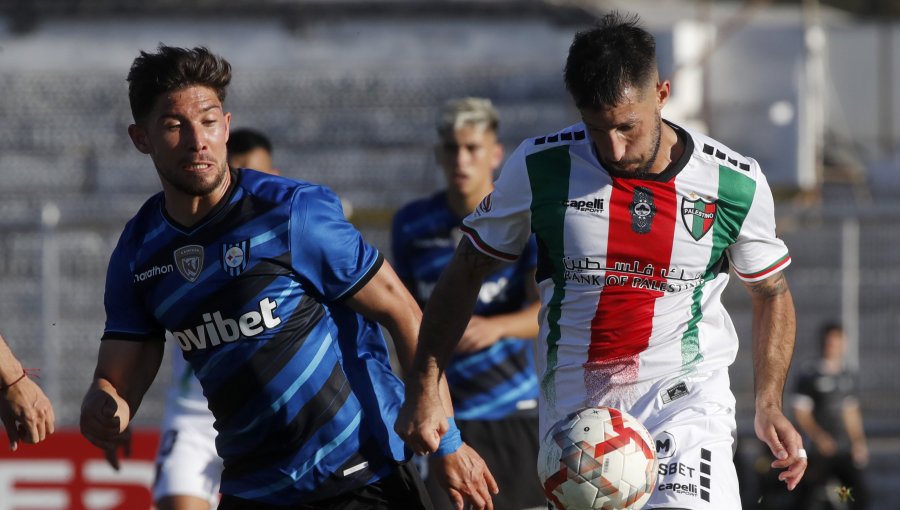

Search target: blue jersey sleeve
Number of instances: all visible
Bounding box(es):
[102,230,164,340]
[521,234,538,269]
[290,185,382,301]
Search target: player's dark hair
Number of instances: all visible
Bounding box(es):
[819,321,844,352]
[564,12,657,110]
[127,44,232,123]
[228,128,273,156]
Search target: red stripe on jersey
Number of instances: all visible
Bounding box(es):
[459,225,518,261]
[589,178,678,362]
[736,254,791,281]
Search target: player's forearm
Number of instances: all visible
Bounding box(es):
[748,273,796,411]
[411,251,490,387]
[0,335,25,386]
[794,408,828,442]
[92,340,163,417]
[843,404,867,443]
[483,301,541,340]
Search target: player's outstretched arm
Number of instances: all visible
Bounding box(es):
[346,255,499,508]
[745,272,807,490]
[80,339,163,465]
[0,334,55,450]
[395,237,503,452]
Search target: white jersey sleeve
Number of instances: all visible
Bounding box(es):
[461,141,534,261]
[726,159,791,282]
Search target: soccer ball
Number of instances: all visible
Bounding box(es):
[538,406,658,510]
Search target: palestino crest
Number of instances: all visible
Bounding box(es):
[681,196,717,241]
[174,245,204,282]
[222,240,250,276]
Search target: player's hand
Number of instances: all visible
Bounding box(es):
[754,405,807,491]
[0,376,55,451]
[395,380,447,455]
[457,316,504,353]
[429,442,499,510]
[80,385,130,455]
[103,426,132,471]
[813,431,837,457]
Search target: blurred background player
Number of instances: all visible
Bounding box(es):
[392,97,544,510]
[0,333,55,451]
[227,128,276,175]
[792,322,869,510]
[151,128,278,510]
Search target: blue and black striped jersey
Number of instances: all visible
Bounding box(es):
[391,191,539,420]
[103,169,408,505]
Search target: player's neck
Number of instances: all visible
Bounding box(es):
[163,170,232,227]
[649,121,683,175]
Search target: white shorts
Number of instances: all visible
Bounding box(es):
[630,369,742,510]
[153,414,223,505]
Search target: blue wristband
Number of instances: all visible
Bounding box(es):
[433,417,463,457]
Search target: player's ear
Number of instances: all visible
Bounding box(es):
[128,124,151,154]
[656,80,671,110]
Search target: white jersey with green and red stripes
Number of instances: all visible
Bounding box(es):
[461,121,790,438]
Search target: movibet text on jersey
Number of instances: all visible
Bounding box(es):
[166,297,281,351]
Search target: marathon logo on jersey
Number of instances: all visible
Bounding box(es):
[222,240,250,276]
[561,196,605,214]
[133,264,175,283]
[165,297,282,352]
[629,187,656,233]
[681,196,717,241]
[474,193,492,216]
[174,245,204,282]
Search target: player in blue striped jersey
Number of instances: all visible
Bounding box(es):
[392,98,544,510]
[78,45,498,510]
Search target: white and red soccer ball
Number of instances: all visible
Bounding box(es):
[538,406,658,510]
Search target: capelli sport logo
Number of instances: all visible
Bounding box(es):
[561,197,605,214]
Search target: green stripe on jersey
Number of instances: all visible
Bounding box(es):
[681,165,757,367]
[526,146,571,404]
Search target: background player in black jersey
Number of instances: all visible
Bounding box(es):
[79,44,498,510]
[0,333,54,450]
[792,323,869,509]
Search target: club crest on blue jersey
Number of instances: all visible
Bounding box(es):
[222,240,250,276]
[174,245,204,282]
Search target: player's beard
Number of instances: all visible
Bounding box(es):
[630,115,662,179]
[158,160,228,197]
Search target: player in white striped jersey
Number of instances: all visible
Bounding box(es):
[397,12,807,509]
